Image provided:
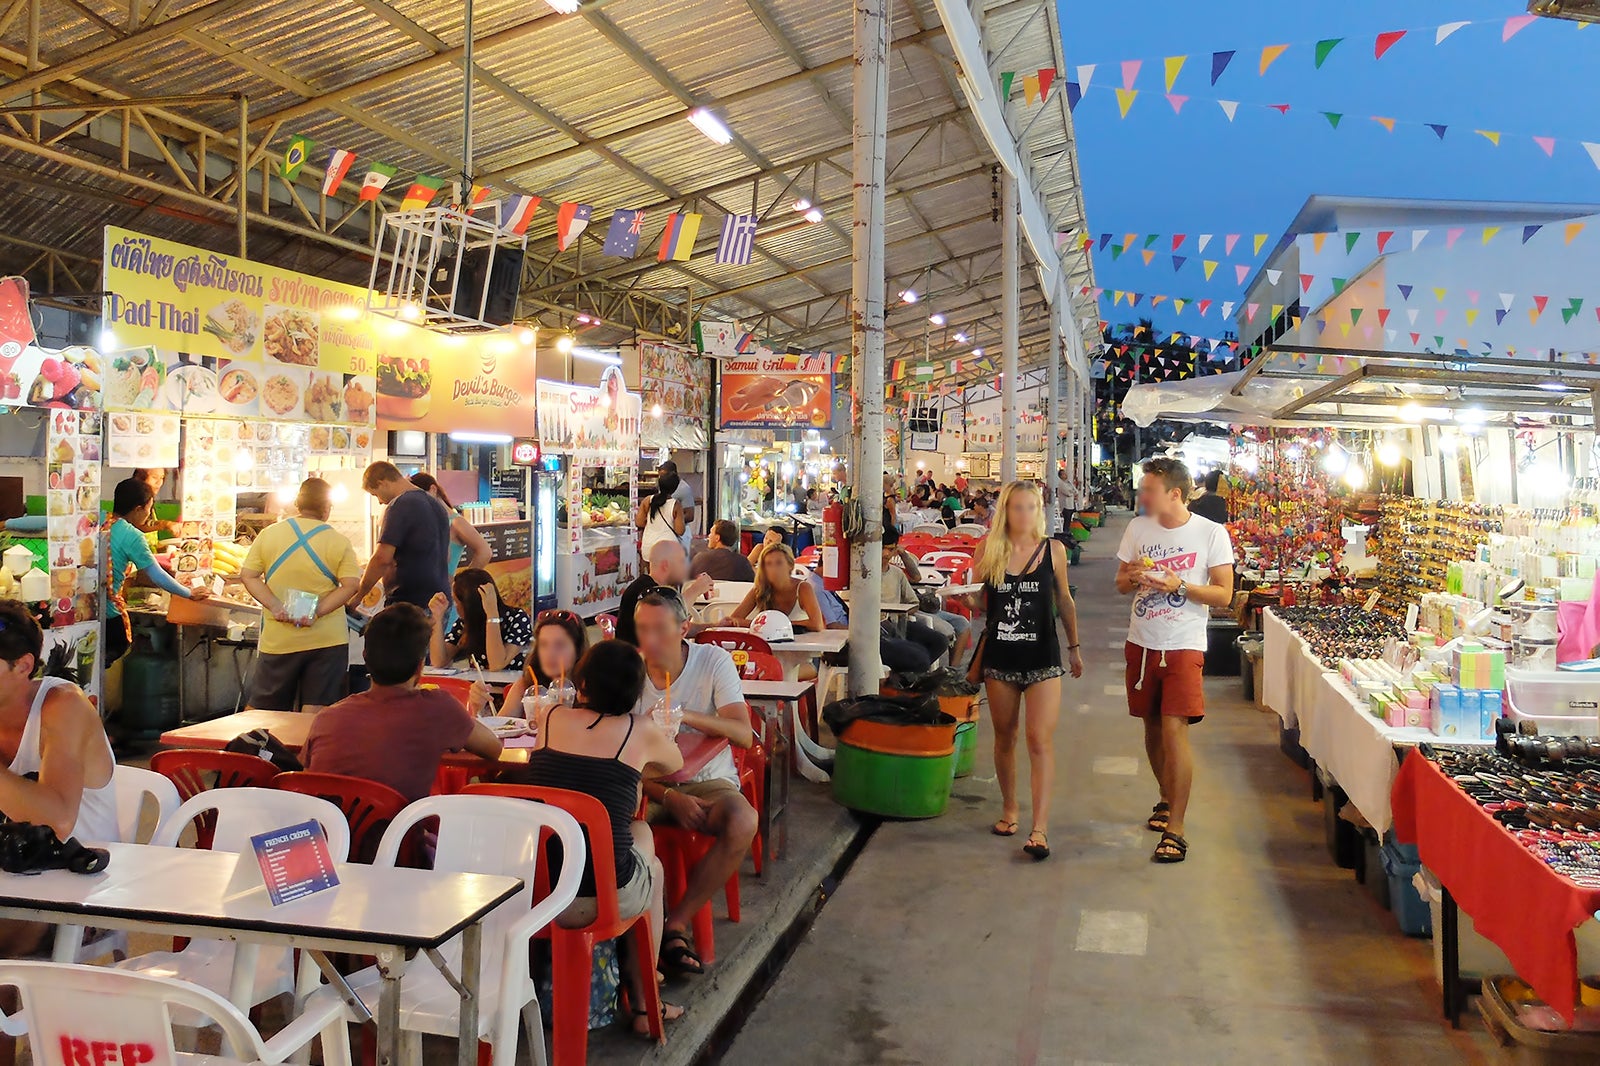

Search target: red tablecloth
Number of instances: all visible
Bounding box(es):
[1392,750,1600,1022]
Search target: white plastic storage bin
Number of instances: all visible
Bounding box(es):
[1417,867,1600,984]
[1504,667,1600,736]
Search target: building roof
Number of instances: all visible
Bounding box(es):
[0,0,1093,386]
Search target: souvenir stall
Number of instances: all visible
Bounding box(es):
[538,367,642,615]
[0,275,107,707]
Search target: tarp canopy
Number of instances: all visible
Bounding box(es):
[1123,369,1307,427]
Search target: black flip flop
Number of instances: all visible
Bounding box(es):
[659,930,704,976]
[991,819,1019,837]
[1152,831,1188,864]
[1023,830,1050,861]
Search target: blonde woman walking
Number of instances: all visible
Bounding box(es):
[973,481,1083,860]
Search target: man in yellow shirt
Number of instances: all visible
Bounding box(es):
[240,478,361,712]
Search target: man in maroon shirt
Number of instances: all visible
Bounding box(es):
[304,603,502,802]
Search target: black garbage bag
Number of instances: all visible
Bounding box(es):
[882,666,982,698]
[822,692,954,737]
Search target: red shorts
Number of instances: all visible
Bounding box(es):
[1124,642,1206,721]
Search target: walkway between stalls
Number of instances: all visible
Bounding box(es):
[724,512,1514,1066]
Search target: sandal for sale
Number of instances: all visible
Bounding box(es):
[1151,831,1188,864]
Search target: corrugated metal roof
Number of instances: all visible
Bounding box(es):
[0,0,1091,372]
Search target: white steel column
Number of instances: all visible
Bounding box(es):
[1000,170,1019,485]
[1046,295,1061,520]
[848,0,888,696]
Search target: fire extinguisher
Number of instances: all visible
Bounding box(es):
[821,500,848,590]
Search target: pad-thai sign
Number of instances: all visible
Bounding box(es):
[718,351,832,430]
[100,226,537,435]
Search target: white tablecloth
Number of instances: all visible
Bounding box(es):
[1264,608,1493,833]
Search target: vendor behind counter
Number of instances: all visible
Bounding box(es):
[107,477,209,665]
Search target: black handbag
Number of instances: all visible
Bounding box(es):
[223,728,303,772]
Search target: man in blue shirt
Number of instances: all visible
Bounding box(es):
[107,477,210,663]
[356,462,452,609]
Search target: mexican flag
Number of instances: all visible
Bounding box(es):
[358,162,398,202]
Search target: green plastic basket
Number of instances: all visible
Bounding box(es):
[831,740,955,819]
[952,720,977,778]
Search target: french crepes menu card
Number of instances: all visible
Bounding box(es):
[250,820,340,906]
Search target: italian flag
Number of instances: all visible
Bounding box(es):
[321,148,356,196]
[398,175,445,212]
[358,162,397,202]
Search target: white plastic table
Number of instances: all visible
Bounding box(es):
[424,666,522,687]
[0,842,520,1066]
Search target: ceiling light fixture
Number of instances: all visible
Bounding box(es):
[571,347,623,366]
[929,313,946,326]
[687,108,733,146]
[972,346,984,357]
[803,207,824,223]
[899,289,919,304]
[792,198,811,212]
[554,334,575,355]
[544,0,580,12]
[953,331,968,344]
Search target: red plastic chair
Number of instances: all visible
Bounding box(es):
[272,771,408,865]
[695,628,775,660]
[795,546,820,566]
[595,613,618,640]
[425,675,477,706]
[148,750,282,850]
[725,652,780,875]
[463,783,665,1064]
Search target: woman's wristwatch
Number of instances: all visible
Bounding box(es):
[487,616,502,624]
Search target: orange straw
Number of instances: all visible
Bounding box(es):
[665,671,672,714]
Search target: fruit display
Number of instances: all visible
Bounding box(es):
[559,489,630,527]
[1274,604,1407,666]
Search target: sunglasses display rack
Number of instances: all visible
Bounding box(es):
[1371,497,1499,618]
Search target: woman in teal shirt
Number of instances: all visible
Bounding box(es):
[107,477,209,664]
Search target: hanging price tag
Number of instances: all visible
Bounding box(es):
[1363,590,1381,612]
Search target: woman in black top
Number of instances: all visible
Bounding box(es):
[510,641,685,1036]
[973,482,1084,860]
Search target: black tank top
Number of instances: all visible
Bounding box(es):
[983,541,1059,673]
[513,710,640,895]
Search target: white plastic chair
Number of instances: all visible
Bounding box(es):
[0,960,350,1066]
[695,599,745,625]
[51,765,185,966]
[115,788,351,1019]
[911,522,948,536]
[951,523,987,538]
[338,794,584,1066]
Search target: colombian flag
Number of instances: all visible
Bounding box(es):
[657,212,703,262]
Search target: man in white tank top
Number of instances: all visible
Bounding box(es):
[0,601,120,957]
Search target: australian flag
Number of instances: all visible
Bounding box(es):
[603,209,646,257]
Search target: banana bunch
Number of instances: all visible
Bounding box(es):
[212,539,247,577]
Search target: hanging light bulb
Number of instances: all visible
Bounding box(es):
[1377,440,1403,467]
[1343,465,1368,489]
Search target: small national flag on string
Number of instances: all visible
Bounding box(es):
[657,212,702,262]
[603,209,647,257]
[321,148,356,196]
[358,162,397,202]
[282,134,312,181]
[717,213,759,265]
[500,193,540,236]
[556,203,594,251]
[398,175,445,211]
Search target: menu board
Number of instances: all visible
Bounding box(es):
[480,521,532,564]
[44,409,102,627]
[640,340,712,450]
[536,367,642,458]
[177,419,240,580]
[718,351,832,430]
[0,276,103,412]
[105,411,180,468]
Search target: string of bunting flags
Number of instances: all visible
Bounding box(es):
[276,135,764,266]
[1067,14,1546,103]
[1068,80,1600,168]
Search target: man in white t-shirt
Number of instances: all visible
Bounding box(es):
[1114,457,1235,866]
[632,588,756,977]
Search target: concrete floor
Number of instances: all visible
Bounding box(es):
[724,512,1541,1066]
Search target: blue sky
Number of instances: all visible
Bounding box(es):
[1058,1,1600,342]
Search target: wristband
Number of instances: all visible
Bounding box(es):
[1067,644,1079,650]
[487,616,502,624]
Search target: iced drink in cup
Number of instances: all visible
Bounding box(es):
[650,695,684,738]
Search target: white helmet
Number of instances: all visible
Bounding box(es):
[750,610,796,644]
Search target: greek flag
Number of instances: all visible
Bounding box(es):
[716,214,758,266]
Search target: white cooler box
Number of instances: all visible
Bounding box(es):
[1504,667,1600,736]
[1418,867,1600,985]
